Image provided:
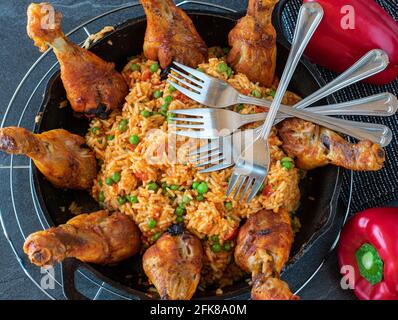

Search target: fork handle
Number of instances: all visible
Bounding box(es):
[239,92,398,125]
[278,104,392,147]
[295,49,389,110]
[242,95,392,146]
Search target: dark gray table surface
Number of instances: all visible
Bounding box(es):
[0,0,395,300]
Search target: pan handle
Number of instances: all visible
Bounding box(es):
[61,258,90,300]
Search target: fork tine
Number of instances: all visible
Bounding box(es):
[199,161,233,173]
[170,67,204,87]
[166,80,204,103]
[169,74,201,92]
[233,176,247,200]
[170,109,206,117]
[195,155,225,167]
[173,62,208,82]
[226,173,239,197]
[175,124,204,130]
[246,178,265,204]
[189,140,220,156]
[239,177,253,202]
[191,149,222,162]
[169,117,204,123]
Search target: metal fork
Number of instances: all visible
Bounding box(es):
[168,49,391,145]
[225,2,324,203]
[170,92,397,139]
[172,47,392,173]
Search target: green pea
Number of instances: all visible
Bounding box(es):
[147,182,159,192]
[150,63,159,73]
[281,157,294,170]
[223,47,230,54]
[112,172,121,183]
[226,67,233,78]
[91,127,100,134]
[130,63,140,71]
[211,243,222,253]
[235,104,244,113]
[168,85,176,93]
[117,196,127,205]
[153,90,162,99]
[170,185,179,191]
[128,195,138,204]
[210,235,219,243]
[141,110,152,118]
[164,95,173,105]
[282,161,294,170]
[105,177,113,186]
[196,195,204,202]
[98,180,103,187]
[269,89,276,98]
[118,119,128,132]
[196,182,208,195]
[148,219,157,229]
[217,62,229,73]
[98,159,104,166]
[192,181,200,190]
[224,201,233,211]
[176,216,184,223]
[251,90,262,98]
[197,67,204,72]
[129,135,140,145]
[161,104,168,113]
[223,242,232,251]
[175,206,185,216]
[107,135,115,141]
[98,191,105,202]
[152,232,162,242]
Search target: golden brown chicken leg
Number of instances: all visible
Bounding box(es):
[140,0,208,68]
[228,0,279,87]
[277,118,386,171]
[143,231,203,300]
[27,3,128,118]
[234,209,298,300]
[0,127,97,190]
[24,210,141,267]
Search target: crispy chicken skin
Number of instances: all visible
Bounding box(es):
[235,209,298,300]
[143,232,203,300]
[24,210,141,267]
[140,0,208,68]
[0,127,97,190]
[27,3,128,118]
[228,0,278,87]
[278,118,386,171]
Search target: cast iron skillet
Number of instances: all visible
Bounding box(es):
[32,9,342,300]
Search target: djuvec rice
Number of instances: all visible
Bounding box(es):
[86,47,302,290]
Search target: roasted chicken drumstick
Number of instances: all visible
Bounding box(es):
[278,118,386,171]
[24,210,141,267]
[27,3,128,118]
[235,209,297,300]
[140,0,208,68]
[228,0,279,87]
[0,127,97,190]
[143,231,203,300]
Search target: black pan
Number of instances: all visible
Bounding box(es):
[32,9,342,300]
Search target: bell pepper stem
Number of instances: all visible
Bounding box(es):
[355,243,384,286]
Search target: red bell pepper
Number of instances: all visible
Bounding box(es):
[337,207,398,300]
[303,0,398,85]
